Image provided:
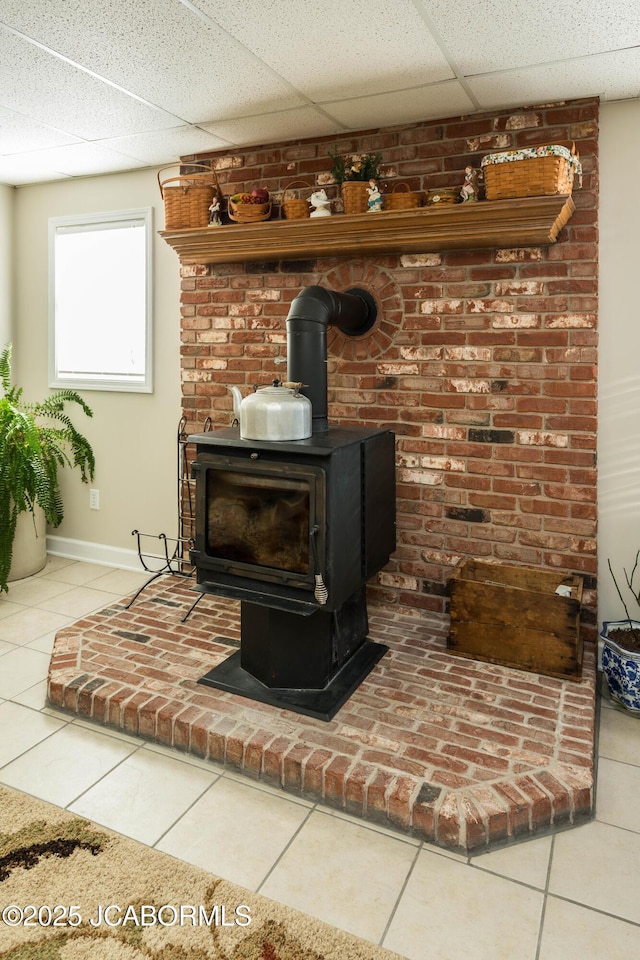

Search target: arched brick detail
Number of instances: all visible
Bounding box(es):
[319,261,403,361]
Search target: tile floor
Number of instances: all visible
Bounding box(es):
[1,555,640,960]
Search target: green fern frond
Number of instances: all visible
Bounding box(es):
[0,343,95,592]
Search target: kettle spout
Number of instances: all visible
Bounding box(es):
[230,385,243,421]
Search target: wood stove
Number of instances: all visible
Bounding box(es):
[189,287,396,720]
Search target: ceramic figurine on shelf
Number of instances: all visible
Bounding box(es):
[309,189,332,217]
[460,166,479,202]
[208,196,222,225]
[367,179,383,212]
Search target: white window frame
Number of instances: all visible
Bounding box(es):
[48,208,153,393]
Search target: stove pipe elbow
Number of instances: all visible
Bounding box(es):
[286,285,376,430]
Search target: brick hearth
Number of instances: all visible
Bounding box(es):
[47,575,596,854]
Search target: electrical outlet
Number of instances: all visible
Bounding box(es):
[89,488,100,510]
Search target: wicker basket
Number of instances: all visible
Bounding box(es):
[228,196,272,223]
[280,179,312,219]
[426,187,459,206]
[341,180,370,215]
[383,181,423,210]
[158,163,221,230]
[482,143,580,201]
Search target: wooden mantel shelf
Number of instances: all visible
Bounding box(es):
[159,194,575,265]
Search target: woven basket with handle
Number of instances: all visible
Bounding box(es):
[383,181,423,211]
[158,163,221,229]
[280,179,312,219]
[482,143,581,201]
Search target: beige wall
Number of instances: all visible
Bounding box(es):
[12,168,181,568]
[0,184,14,347]
[597,99,640,622]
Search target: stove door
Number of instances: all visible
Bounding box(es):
[192,455,326,599]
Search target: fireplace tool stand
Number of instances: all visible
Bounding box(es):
[125,416,211,621]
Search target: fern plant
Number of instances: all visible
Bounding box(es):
[0,343,95,592]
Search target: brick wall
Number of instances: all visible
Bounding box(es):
[179,97,598,638]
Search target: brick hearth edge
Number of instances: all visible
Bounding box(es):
[47,576,596,854]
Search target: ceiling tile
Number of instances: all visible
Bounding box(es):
[0,106,81,154]
[423,0,640,74]
[194,0,454,101]
[322,81,476,130]
[0,0,306,123]
[469,47,640,111]
[0,153,71,186]
[16,142,147,178]
[0,28,182,139]
[199,107,342,147]
[101,126,233,166]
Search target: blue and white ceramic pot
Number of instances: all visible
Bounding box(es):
[601,620,640,714]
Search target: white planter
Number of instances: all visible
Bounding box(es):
[600,619,640,714]
[8,507,47,583]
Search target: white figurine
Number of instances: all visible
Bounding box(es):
[309,189,332,217]
[367,179,383,212]
[208,197,222,225]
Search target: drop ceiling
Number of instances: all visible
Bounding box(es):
[1,0,638,187]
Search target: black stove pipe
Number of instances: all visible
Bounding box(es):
[285,286,376,431]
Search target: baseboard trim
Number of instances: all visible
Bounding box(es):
[46,535,147,572]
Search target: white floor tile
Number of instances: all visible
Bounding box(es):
[260,809,417,943]
[34,556,75,577]
[25,630,58,655]
[0,599,26,621]
[596,757,640,833]
[539,895,640,960]
[37,585,125,618]
[0,724,136,807]
[472,834,552,889]
[5,577,75,606]
[383,847,543,960]
[142,741,226,774]
[0,701,66,766]
[550,820,640,924]
[316,803,422,847]
[72,717,150,746]
[157,776,311,891]
[68,748,217,845]
[598,706,640,766]
[11,679,48,709]
[0,647,51,698]
[84,568,151,594]
[43,561,118,586]
[0,606,71,645]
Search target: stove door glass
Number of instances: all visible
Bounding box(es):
[206,469,311,575]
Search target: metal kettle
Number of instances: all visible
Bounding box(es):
[230,379,312,441]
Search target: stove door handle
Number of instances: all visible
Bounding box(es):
[310,524,328,605]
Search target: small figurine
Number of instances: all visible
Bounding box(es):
[208,196,222,225]
[309,189,332,217]
[367,179,384,212]
[460,166,479,203]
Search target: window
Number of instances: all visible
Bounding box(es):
[49,208,152,392]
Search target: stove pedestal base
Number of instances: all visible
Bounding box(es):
[198,638,387,721]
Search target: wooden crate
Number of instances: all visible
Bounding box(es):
[447,559,584,680]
